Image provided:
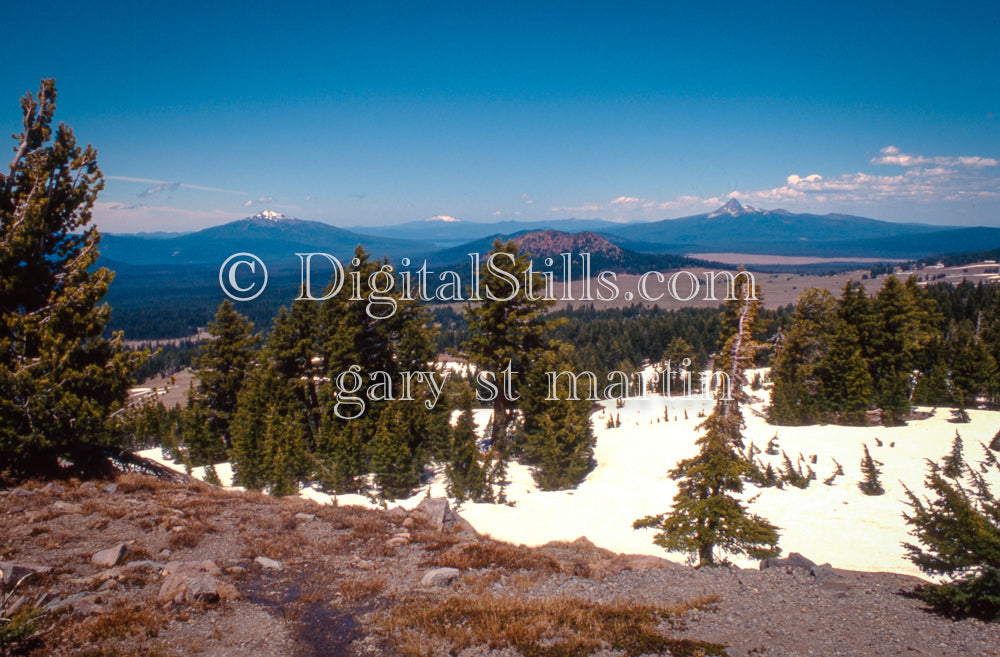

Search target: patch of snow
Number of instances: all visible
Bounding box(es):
[137,378,1000,578]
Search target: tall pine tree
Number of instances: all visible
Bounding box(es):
[768,288,838,424]
[0,80,144,478]
[186,300,259,464]
[462,239,554,497]
[634,273,780,566]
[519,343,596,490]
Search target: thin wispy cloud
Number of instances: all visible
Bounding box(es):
[243,196,274,207]
[138,181,180,198]
[107,176,246,196]
[870,145,998,168]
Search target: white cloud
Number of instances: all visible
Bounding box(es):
[548,145,1000,221]
[871,145,998,168]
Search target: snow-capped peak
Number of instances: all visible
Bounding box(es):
[424,215,462,223]
[707,198,759,218]
[252,210,294,222]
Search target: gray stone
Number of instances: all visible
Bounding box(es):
[254,556,283,571]
[759,551,816,571]
[415,498,449,529]
[40,482,65,495]
[9,487,35,498]
[98,578,119,591]
[163,560,222,577]
[77,481,99,494]
[420,567,460,587]
[0,562,50,587]
[810,563,834,583]
[44,592,91,613]
[157,561,238,605]
[414,497,478,537]
[102,483,118,494]
[91,543,130,568]
[53,500,83,514]
[294,512,315,521]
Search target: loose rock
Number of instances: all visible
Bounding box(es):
[91,543,130,568]
[255,556,283,571]
[421,567,460,587]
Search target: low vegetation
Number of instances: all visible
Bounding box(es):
[376,593,726,657]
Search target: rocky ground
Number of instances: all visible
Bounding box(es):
[2,475,999,657]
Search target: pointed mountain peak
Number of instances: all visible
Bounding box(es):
[707,197,760,218]
[250,210,295,222]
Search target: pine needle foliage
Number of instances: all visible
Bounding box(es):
[0,80,145,477]
[903,434,1000,621]
[634,273,780,566]
[858,443,884,496]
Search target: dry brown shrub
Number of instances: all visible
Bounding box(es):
[459,570,503,595]
[411,529,464,551]
[349,515,389,540]
[115,473,172,493]
[432,542,562,573]
[378,594,724,657]
[80,499,129,519]
[167,526,205,550]
[339,575,387,602]
[68,599,168,643]
[242,532,302,560]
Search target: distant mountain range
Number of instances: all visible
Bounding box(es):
[100,211,427,267]
[99,201,1000,268]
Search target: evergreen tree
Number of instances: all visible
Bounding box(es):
[262,407,310,497]
[202,464,223,486]
[0,80,144,478]
[267,301,323,445]
[815,281,874,425]
[181,403,226,465]
[461,239,554,496]
[768,288,838,424]
[780,451,809,489]
[903,433,1000,620]
[948,319,995,412]
[446,387,488,503]
[519,343,596,490]
[858,443,884,495]
[823,458,844,486]
[943,431,964,479]
[230,362,285,490]
[870,276,939,426]
[662,336,697,392]
[911,336,951,406]
[634,274,780,566]
[316,246,438,494]
[188,300,259,455]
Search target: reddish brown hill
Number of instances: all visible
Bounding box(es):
[512,230,624,260]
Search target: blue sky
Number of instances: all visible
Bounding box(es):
[4,1,998,232]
